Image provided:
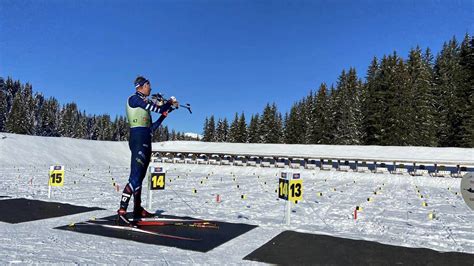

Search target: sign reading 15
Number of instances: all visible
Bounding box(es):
[49,166,65,187]
[278,178,302,202]
[150,173,165,190]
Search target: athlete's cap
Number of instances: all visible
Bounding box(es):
[134,76,150,88]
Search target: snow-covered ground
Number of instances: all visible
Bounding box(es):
[0,133,473,264]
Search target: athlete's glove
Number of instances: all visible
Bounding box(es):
[150,97,164,107]
[150,93,165,106]
[168,96,179,108]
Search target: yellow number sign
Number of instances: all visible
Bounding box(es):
[278,173,303,203]
[278,178,289,200]
[49,166,64,187]
[289,179,303,202]
[150,173,165,190]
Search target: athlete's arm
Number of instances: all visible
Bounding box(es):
[129,95,164,113]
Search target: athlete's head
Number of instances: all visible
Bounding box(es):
[134,76,151,96]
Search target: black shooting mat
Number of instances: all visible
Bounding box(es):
[0,198,104,224]
[55,214,257,253]
[244,230,474,265]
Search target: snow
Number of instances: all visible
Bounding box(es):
[0,133,473,264]
[184,132,203,140]
[0,133,130,166]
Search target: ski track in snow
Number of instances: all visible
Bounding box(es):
[0,161,473,264]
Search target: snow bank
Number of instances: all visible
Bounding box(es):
[1,133,472,167]
[0,133,130,166]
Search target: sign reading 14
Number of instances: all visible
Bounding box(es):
[150,167,165,190]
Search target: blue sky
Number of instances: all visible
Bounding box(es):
[0,0,472,134]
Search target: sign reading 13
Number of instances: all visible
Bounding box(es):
[151,173,165,190]
[289,179,303,202]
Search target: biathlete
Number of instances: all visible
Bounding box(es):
[117,76,178,224]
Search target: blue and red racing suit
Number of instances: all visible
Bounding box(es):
[120,91,173,212]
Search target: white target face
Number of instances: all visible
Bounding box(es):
[460,172,474,211]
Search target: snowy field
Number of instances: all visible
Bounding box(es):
[0,133,473,264]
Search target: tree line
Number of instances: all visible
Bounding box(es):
[0,77,196,142]
[203,34,473,147]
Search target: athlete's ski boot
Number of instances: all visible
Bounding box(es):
[117,183,133,225]
[133,206,154,219]
[132,187,154,219]
[117,208,131,226]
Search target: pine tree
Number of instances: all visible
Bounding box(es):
[23,83,36,135]
[123,116,130,140]
[88,115,100,140]
[383,53,414,145]
[407,46,437,146]
[282,112,289,143]
[119,115,129,141]
[345,68,364,144]
[99,115,113,140]
[260,103,282,143]
[0,77,7,131]
[207,115,216,142]
[434,37,463,147]
[357,78,367,142]
[215,118,229,142]
[330,69,363,144]
[77,111,88,139]
[41,97,61,137]
[327,83,340,144]
[5,78,21,113]
[152,125,162,142]
[202,116,217,142]
[59,103,80,138]
[222,118,229,142]
[305,90,317,144]
[215,119,224,142]
[363,57,384,145]
[5,84,34,134]
[163,126,170,141]
[272,103,284,143]
[247,114,260,143]
[5,91,26,134]
[33,93,45,136]
[171,129,177,140]
[237,112,248,143]
[309,83,330,144]
[228,113,240,143]
[202,117,210,141]
[458,34,474,147]
[298,98,309,143]
[284,101,305,144]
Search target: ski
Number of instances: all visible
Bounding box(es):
[81,222,200,241]
[128,217,219,229]
[134,220,219,229]
[128,217,207,223]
